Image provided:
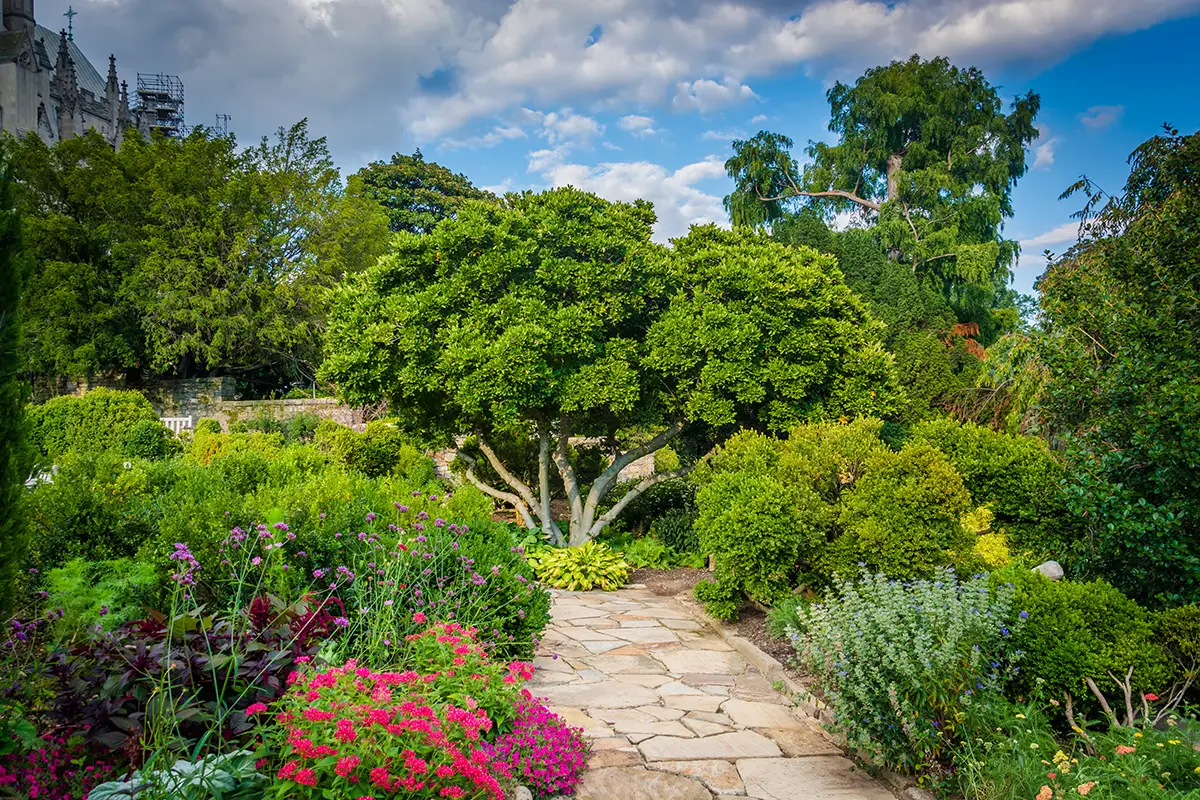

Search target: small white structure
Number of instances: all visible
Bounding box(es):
[160,415,193,435]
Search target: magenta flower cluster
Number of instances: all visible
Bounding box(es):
[486,691,589,797]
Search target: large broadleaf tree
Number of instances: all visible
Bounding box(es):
[321,188,900,545]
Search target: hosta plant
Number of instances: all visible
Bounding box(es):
[529,542,630,591]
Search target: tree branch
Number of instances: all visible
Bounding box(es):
[536,420,564,547]
[583,421,686,530]
[755,187,881,213]
[552,416,585,544]
[586,466,695,542]
[461,462,537,530]
[476,433,543,524]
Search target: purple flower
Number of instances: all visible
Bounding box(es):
[251,557,262,566]
[365,512,377,523]
[333,617,350,628]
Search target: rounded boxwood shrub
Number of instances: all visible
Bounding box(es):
[120,419,177,461]
[27,389,158,460]
[817,442,973,581]
[910,418,1073,557]
[992,564,1173,705]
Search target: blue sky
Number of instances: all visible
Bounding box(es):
[49,0,1200,295]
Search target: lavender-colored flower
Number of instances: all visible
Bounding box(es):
[333,617,350,628]
[365,512,377,523]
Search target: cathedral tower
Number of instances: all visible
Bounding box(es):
[3,0,35,34]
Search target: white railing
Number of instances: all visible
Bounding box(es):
[161,416,194,435]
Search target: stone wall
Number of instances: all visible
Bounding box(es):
[212,398,365,432]
[30,376,365,432]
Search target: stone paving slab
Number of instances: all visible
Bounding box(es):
[530,587,896,799]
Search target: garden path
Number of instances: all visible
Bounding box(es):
[528,586,896,800]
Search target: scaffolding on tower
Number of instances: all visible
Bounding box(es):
[134,73,185,138]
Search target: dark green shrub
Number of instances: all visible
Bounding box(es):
[649,507,699,554]
[26,388,158,460]
[910,417,1072,558]
[120,418,177,461]
[0,151,28,613]
[1155,605,1200,679]
[604,477,696,536]
[993,565,1173,704]
[695,465,829,613]
[315,420,433,480]
[818,442,973,581]
[232,410,322,444]
[24,452,156,574]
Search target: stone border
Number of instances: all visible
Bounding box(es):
[674,591,936,800]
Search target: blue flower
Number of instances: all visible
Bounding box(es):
[1019,610,1030,619]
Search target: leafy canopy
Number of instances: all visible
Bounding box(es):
[354,150,493,235]
[725,55,1039,309]
[1038,126,1200,605]
[7,120,389,383]
[321,188,899,543]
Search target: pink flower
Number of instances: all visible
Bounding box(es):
[294,768,318,786]
[335,755,361,779]
[245,702,268,715]
[413,612,427,625]
[1144,693,1160,702]
[1115,745,1136,755]
[335,718,359,743]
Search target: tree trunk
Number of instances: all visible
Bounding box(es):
[886,152,903,203]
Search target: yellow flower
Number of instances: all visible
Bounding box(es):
[1134,732,1143,738]
[1169,740,1182,745]
[1015,713,1026,719]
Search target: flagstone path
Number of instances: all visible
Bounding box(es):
[528,586,896,800]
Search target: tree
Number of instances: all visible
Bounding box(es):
[7,121,389,386]
[354,150,492,234]
[773,215,981,420]
[0,140,29,612]
[724,55,1039,318]
[1038,126,1200,605]
[321,188,900,545]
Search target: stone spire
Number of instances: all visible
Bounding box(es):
[55,29,77,139]
[106,54,119,137]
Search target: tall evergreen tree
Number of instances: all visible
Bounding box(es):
[0,140,28,612]
[725,55,1039,338]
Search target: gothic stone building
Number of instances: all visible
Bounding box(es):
[0,0,134,145]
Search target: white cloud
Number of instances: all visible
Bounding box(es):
[406,0,1198,141]
[750,114,768,124]
[1020,221,1085,251]
[1080,104,1125,129]
[530,153,730,241]
[672,77,758,112]
[534,108,604,145]
[441,124,527,150]
[1032,129,1059,170]
[69,0,1200,162]
[618,114,659,137]
[701,128,747,142]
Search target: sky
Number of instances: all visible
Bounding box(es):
[41,0,1200,296]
